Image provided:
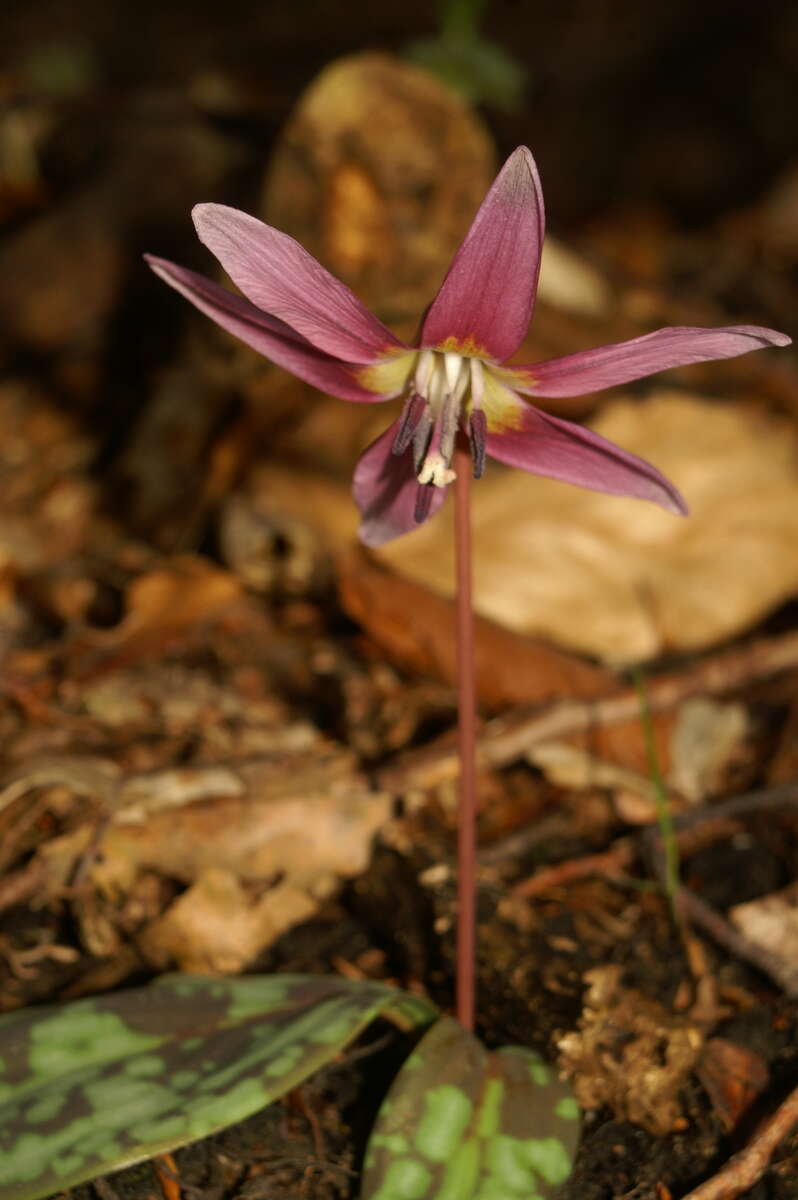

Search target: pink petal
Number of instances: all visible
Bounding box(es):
[513,325,792,398]
[486,403,687,514]
[145,256,392,402]
[192,204,405,363]
[420,146,544,363]
[353,421,448,546]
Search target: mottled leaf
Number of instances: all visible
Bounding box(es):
[0,972,437,1200]
[361,1016,580,1199]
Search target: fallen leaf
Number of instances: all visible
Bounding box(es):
[526,740,656,798]
[377,392,798,663]
[730,880,798,966]
[73,754,389,893]
[0,755,120,820]
[0,195,122,351]
[261,51,495,324]
[695,1037,769,1131]
[0,382,96,573]
[65,556,253,675]
[669,698,748,803]
[138,868,318,974]
[542,696,748,822]
[537,236,612,318]
[105,556,244,642]
[338,548,616,707]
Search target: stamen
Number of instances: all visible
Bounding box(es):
[392,393,428,455]
[412,408,434,472]
[469,409,487,479]
[414,483,435,524]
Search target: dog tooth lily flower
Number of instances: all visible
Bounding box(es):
[146,147,790,546]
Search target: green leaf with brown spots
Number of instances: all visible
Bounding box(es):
[0,973,437,1200]
[361,1016,580,1200]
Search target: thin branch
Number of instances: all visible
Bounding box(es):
[681,1081,798,1200]
[674,887,798,998]
[378,629,798,792]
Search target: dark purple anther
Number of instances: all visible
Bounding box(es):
[392,393,428,456]
[414,483,435,524]
[412,408,435,473]
[469,409,487,479]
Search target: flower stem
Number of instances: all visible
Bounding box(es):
[454,433,477,1031]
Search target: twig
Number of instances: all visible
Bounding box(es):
[153,1153,181,1200]
[378,629,798,791]
[641,791,798,997]
[92,1179,122,1200]
[0,858,47,914]
[286,1087,326,1162]
[508,788,798,996]
[674,887,798,998]
[511,840,635,899]
[669,782,798,832]
[454,435,477,1032]
[681,1080,798,1200]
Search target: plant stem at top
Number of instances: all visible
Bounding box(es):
[454,433,477,1031]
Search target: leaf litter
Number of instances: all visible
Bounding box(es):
[0,32,797,1200]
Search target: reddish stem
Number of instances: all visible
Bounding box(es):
[454,433,477,1031]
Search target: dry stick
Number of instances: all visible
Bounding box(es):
[511,841,636,899]
[482,630,798,773]
[681,1080,798,1200]
[675,886,798,998]
[153,1153,181,1200]
[639,802,798,997]
[378,629,798,792]
[454,435,477,1032]
[510,793,798,996]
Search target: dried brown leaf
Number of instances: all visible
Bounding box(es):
[262,52,495,323]
[730,880,798,966]
[137,868,318,974]
[337,547,616,708]
[696,1038,769,1131]
[377,392,798,663]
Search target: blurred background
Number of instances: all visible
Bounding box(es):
[2,5,798,1195]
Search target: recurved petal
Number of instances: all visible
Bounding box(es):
[353,421,448,546]
[420,146,545,363]
[192,204,406,363]
[510,325,792,398]
[145,256,395,402]
[486,403,688,514]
